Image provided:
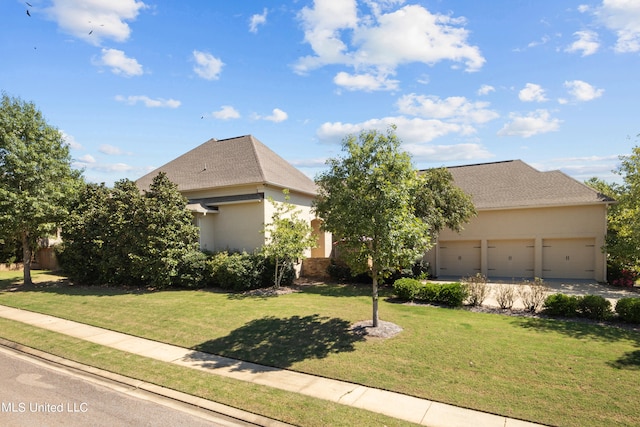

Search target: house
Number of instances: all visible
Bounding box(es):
[135,135,332,268]
[424,160,614,282]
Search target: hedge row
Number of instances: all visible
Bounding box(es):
[543,293,640,323]
[204,251,295,291]
[393,278,466,307]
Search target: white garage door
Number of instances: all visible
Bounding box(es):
[487,239,534,280]
[542,238,595,280]
[438,241,481,278]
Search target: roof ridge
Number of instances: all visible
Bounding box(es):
[246,135,267,182]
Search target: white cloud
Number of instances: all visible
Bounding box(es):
[404,142,493,163]
[315,115,492,162]
[477,84,495,96]
[566,30,600,56]
[497,109,562,138]
[263,108,288,123]
[564,80,604,101]
[212,105,240,120]
[45,0,147,45]
[95,48,143,76]
[295,2,484,90]
[99,144,125,155]
[333,71,399,91]
[249,8,268,33]
[78,154,96,163]
[115,95,180,108]
[317,116,473,145]
[296,0,358,71]
[595,0,640,53]
[396,94,499,124]
[61,131,82,150]
[519,83,548,102]
[192,50,224,80]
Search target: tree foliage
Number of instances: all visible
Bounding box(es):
[60,173,202,288]
[314,127,474,326]
[0,93,83,285]
[262,189,316,287]
[586,143,640,274]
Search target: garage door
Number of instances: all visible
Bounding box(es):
[487,239,534,280]
[542,238,595,280]
[438,241,480,278]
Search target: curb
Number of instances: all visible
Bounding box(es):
[0,338,294,427]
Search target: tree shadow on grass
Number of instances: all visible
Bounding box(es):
[513,316,640,370]
[188,314,364,369]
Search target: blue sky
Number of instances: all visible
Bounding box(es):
[3,0,639,186]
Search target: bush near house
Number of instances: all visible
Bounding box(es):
[578,295,613,320]
[462,273,490,307]
[393,278,466,307]
[543,294,581,317]
[615,297,640,323]
[206,251,295,291]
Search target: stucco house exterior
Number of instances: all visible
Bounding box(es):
[135,135,332,262]
[424,160,614,282]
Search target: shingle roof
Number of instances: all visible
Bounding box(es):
[443,160,614,210]
[136,135,317,195]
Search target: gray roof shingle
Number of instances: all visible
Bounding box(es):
[136,135,317,195]
[443,160,614,210]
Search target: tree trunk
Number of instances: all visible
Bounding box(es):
[371,267,379,327]
[21,231,33,286]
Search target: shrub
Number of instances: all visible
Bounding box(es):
[577,294,613,320]
[615,297,640,323]
[611,268,638,288]
[463,273,489,306]
[437,283,467,307]
[416,283,440,302]
[393,278,421,301]
[208,252,261,291]
[326,260,371,283]
[543,293,580,317]
[517,278,548,312]
[494,284,516,309]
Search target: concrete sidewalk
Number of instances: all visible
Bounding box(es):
[0,304,544,427]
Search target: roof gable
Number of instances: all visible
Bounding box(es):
[443,160,613,209]
[136,135,317,195]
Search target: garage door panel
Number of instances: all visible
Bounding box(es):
[542,238,595,280]
[487,239,534,279]
[439,241,480,278]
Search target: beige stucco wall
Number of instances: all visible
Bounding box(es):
[426,204,608,281]
[186,184,331,257]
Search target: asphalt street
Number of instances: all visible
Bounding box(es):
[0,347,252,427]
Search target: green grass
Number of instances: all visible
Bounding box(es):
[1,271,639,426]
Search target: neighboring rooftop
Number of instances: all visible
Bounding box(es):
[136,135,317,195]
[441,160,614,210]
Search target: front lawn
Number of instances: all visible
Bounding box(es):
[0,271,638,426]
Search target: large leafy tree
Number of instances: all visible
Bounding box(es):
[262,189,317,288]
[0,93,83,285]
[586,144,640,273]
[61,173,201,288]
[314,127,474,327]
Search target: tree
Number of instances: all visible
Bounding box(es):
[586,144,640,274]
[414,167,476,236]
[315,129,422,326]
[262,189,316,287]
[135,172,201,288]
[0,93,83,285]
[60,173,202,288]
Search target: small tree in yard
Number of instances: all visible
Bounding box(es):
[315,128,427,327]
[0,93,83,286]
[315,127,475,327]
[262,190,316,288]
